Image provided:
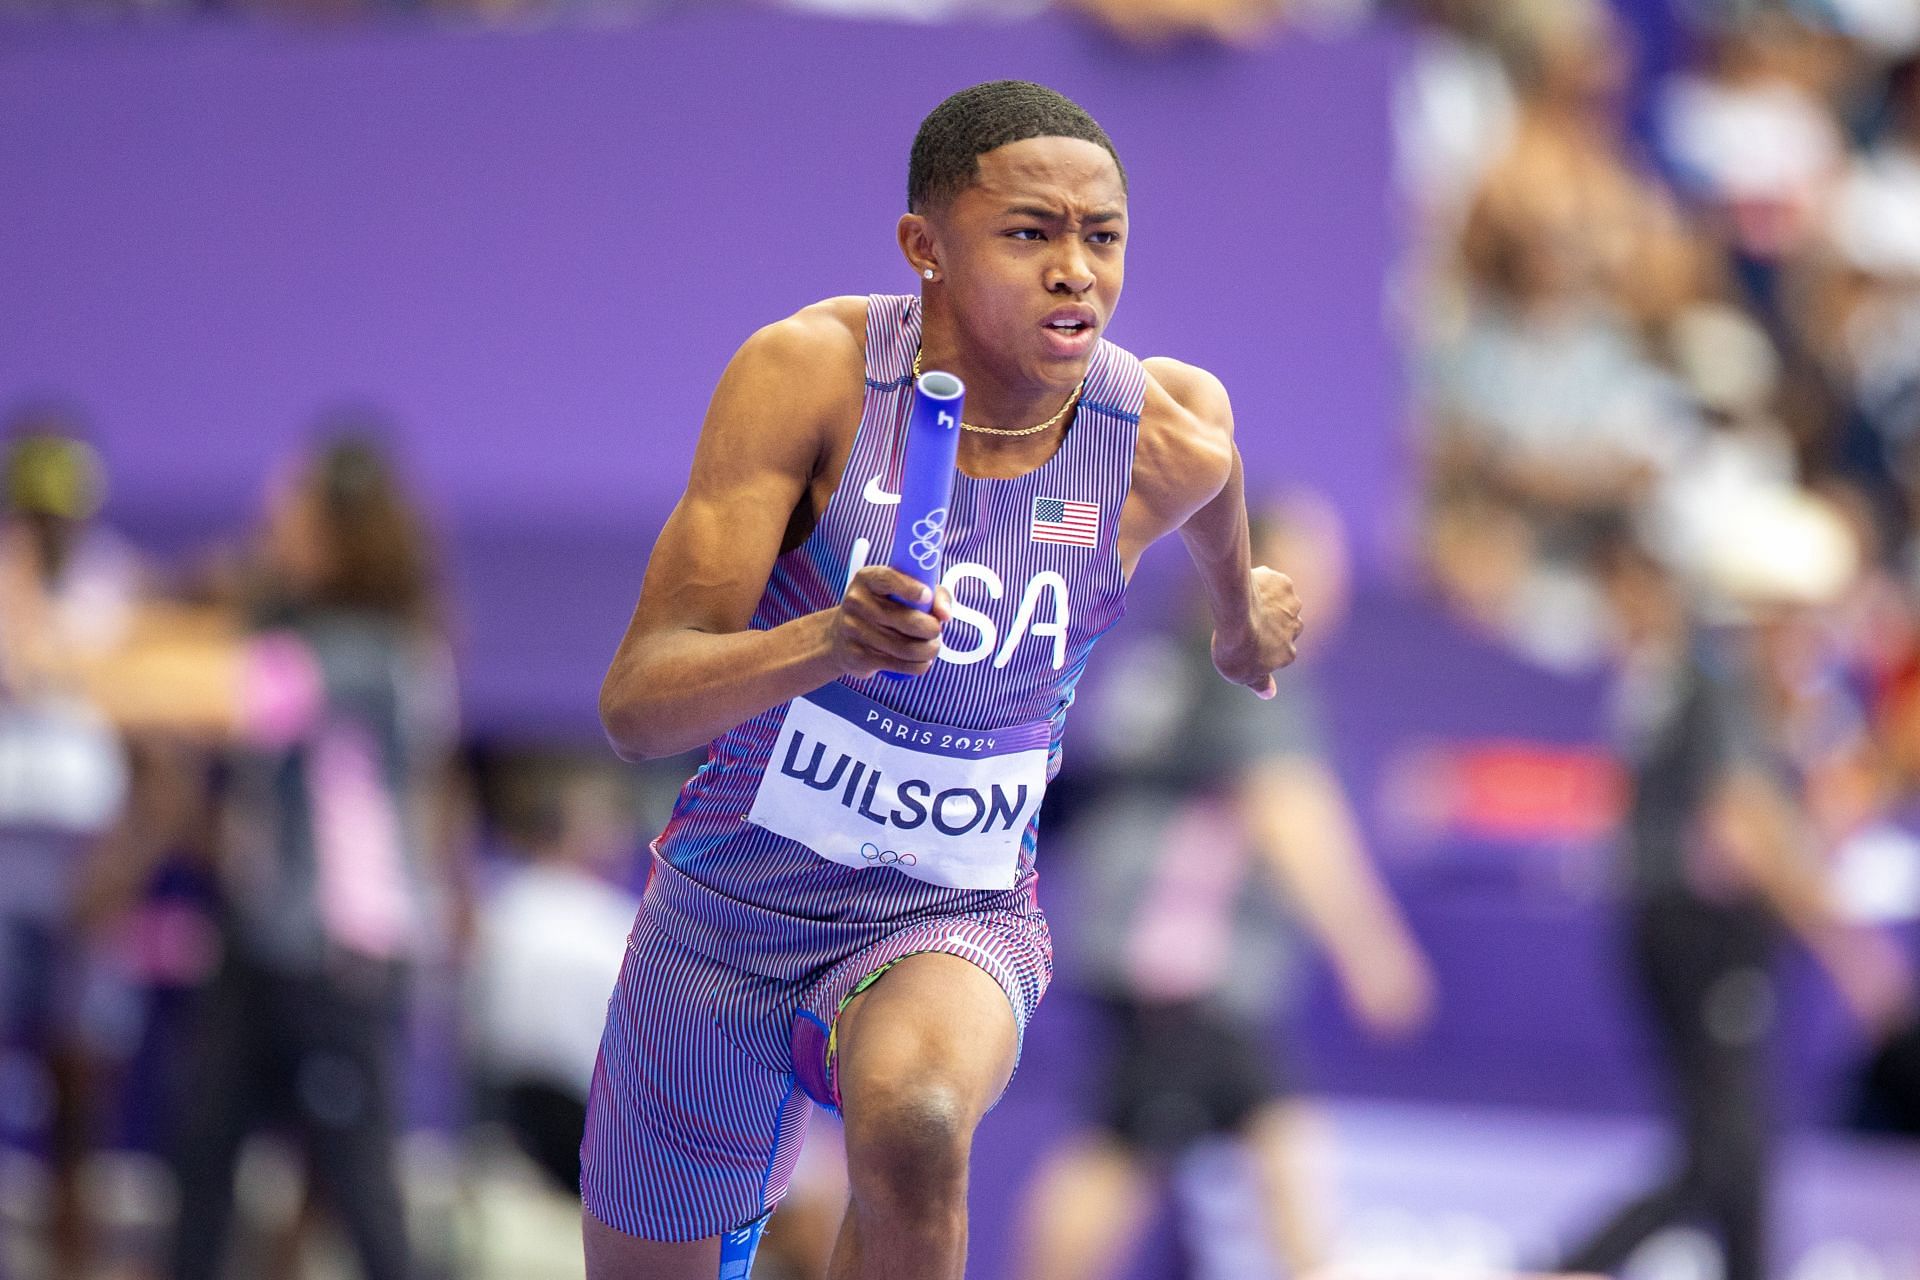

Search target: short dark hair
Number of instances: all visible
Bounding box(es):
[907,80,1125,214]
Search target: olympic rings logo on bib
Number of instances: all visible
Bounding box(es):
[859,842,917,867]
[907,509,947,571]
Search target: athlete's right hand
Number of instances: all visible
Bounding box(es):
[826,565,953,679]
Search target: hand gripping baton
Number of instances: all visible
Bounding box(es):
[880,368,963,677]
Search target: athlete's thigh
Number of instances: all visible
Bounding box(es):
[583,1208,717,1280]
[583,909,811,1253]
[832,951,1019,1119]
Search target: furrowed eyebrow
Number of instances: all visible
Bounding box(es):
[1001,205,1126,224]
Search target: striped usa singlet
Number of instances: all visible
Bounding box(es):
[642,294,1148,978]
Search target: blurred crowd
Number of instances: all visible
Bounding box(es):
[1405,0,1920,670]
[0,409,698,1280]
[1403,0,1920,1058]
[1398,1,1920,1275]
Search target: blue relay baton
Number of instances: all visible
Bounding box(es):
[880,368,963,677]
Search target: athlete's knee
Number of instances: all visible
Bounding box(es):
[842,1076,976,1221]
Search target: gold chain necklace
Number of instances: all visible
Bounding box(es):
[913,349,1085,438]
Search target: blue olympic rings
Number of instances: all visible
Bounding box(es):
[860,842,918,867]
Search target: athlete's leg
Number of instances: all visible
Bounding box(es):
[1013,1132,1153,1280]
[581,908,812,1280]
[1244,1099,1336,1277]
[826,952,1019,1280]
[582,1208,719,1280]
[760,1110,848,1280]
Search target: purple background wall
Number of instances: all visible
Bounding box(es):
[1,11,1406,731]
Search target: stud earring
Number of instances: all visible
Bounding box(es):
[922,268,936,280]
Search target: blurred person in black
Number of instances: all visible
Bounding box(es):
[1556,497,1913,1280]
[1014,498,1433,1280]
[0,407,140,1279]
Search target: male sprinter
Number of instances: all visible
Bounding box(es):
[585,80,1302,1280]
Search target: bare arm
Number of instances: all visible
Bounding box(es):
[1242,755,1434,1036]
[1708,768,1835,944]
[1124,358,1300,698]
[66,603,248,737]
[1708,768,1912,1031]
[598,303,953,761]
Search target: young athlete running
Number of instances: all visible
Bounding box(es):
[584,79,1302,1280]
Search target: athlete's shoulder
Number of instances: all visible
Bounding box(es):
[736,296,868,380]
[1140,356,1232,432]
[714,297,870,440]
[1136,356,1235,499]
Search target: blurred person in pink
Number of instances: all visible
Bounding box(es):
[1014,497,1433,1280]
[168,433,457,1280]
[64,430,460,1280]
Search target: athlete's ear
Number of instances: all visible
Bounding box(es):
[898,212,940,283]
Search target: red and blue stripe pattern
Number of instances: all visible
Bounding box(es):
[582,909,811,1242]
[642,294,1147,979]
[583,296,1147,1243]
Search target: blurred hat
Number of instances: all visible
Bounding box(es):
[1689,486,1860,607]
[3,432,106,521]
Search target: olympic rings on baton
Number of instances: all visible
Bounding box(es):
[860,842,918,867]
[907,509,947,572]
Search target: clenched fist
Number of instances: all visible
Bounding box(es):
[1211,565,1302,699]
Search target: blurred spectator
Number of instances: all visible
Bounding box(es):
[0,405,138,1279]
[1393,0,1514,233]
[176,434,457,1280]
[1659,13,1850,325]
[1806,54,1920,530]
[1555,500,1913,1280]
[1420,0,1707,668]
[468,762,641,1197]
[1015,498,1432,1280]
[64,431,460,1280]
[1646,304,1803,575]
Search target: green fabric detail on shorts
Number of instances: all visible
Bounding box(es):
[841,959,901,1013]
[825,957,903,1083]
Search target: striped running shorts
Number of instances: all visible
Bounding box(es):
[580,899,1052,1242]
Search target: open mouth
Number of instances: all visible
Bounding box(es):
[1041,308,1098,343]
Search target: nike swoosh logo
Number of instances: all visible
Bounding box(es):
[862,475,901,506]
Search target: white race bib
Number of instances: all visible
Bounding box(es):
[746,681,1050,891]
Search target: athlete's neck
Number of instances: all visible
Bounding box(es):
[917,304,1088,438]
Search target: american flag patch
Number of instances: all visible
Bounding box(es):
[1031,496,1099,548]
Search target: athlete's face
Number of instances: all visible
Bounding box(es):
[911,136,1127,390]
